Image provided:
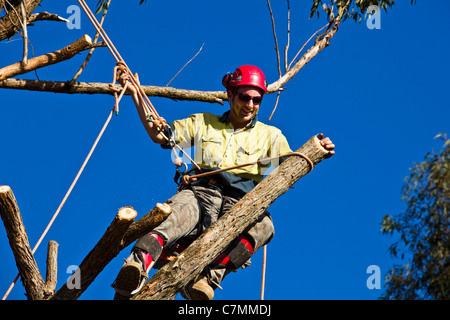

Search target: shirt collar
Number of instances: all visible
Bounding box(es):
[219,110,258,129]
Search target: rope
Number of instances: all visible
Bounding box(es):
[182,151,314,185]
[261,245,267,300]
[77,0,161,125]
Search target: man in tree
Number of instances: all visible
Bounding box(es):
[111,65,335,300]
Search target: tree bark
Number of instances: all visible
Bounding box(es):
[51,203,172,300]
[132,135,330,300]
[44,240,59,295]
[0,0,43,42]
[0,34,99,81]
[0,185,46,300]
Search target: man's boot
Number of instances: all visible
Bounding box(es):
[180,234,254,300]
[181,273,215,300]
[112,232,163,299]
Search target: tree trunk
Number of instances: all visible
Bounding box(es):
[132,135,329,300]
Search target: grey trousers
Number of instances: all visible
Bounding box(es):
[152,185,274,288]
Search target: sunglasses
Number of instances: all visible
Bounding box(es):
[238,93,263,105]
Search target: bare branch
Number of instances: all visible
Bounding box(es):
[0,78,227,104]
[27,11,69,24]
[284,0,290,73]
[269,0,350,93]
[0,34,103,81]
[267,0,282,78]
[20,1,28,68]
[287,22,329,71]
[166,43,204,87]
[268,90,281,121]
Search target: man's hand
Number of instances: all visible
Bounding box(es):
[115,67,138,95]
[317,133,335,158]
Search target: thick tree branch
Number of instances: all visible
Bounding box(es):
[0,185,46,300]
[51,203,172,300]
[51,206,138,300]
[0,34,103,81]
[0,78,227,104]
[133,135,330,300]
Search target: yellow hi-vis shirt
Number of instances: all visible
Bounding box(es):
[169,111,292,186]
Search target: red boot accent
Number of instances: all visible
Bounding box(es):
[141,252,154,271]
[150,232,164,247]
[142,233,164,270]
[213,252,230,266]
[212,235,253,267]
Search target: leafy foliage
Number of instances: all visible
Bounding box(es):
[93,1,416,23]
[309,0,416,23]
[95,0,149,15]
[381,133,450,300]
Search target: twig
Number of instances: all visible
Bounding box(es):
[269,0,351,93]
[267,0,281,78]
[69,0,111,85]
[287,22,329,71]
[3,0,28,67]
[284,0,290,73]
[268,90,281,121]
[165,43,205,87]
[20,0,28,68]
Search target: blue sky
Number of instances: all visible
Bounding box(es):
[1,1,449,300]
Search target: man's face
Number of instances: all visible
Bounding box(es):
[228,86,264,128]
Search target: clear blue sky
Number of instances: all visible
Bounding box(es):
[1,1,449,300]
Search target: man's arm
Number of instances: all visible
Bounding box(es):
[116,69,166,145]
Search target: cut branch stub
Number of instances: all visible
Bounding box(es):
[0,35,94,81]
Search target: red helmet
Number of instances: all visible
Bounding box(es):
[222,65,268,93]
